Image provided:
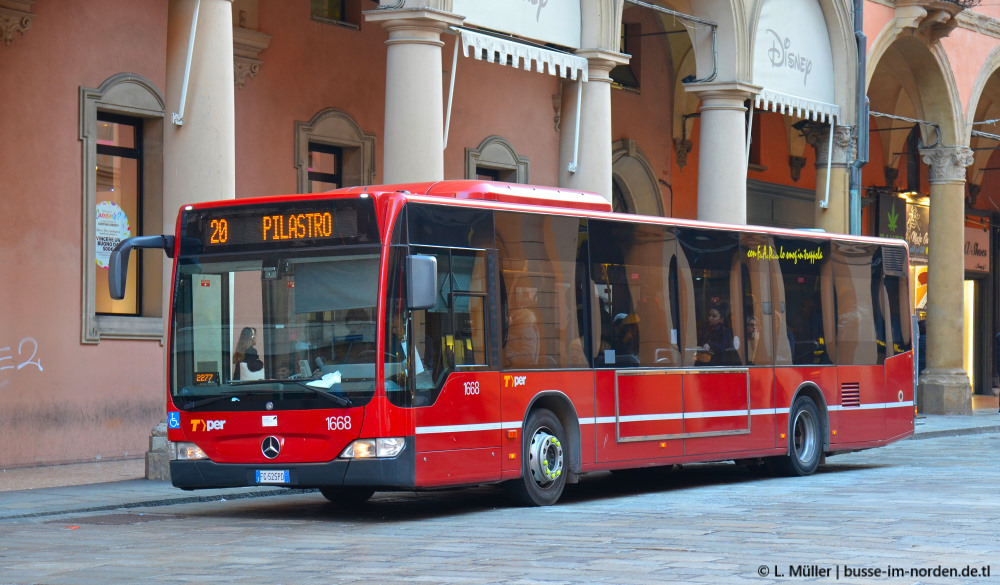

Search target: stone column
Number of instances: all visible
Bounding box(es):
[686,82,760,225]
[917,145,974,415]
[558,49,629,201]
[148,0,236,480]
[366,8,463,184]
[804,123,852,234]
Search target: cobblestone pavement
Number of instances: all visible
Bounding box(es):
[1,426,998,585]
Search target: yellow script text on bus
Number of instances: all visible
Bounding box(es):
[746,245,824,264]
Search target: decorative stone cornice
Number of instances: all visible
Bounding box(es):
[920,145,974,183]
[956,9,1000,39]
[0,0,35,48]
[802,123,853,166]
[575,48,630,83]
[233,26,271,88]
[893,0,964,44]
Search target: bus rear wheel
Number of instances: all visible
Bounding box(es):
[769,395,823,476]
[319,486,375,506]
[505,408,567,506]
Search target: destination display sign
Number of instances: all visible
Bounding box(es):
[180,199,378,254]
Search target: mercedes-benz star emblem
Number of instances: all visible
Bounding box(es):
[261,436,281,459]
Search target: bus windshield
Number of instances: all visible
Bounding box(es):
[170,248,382,410]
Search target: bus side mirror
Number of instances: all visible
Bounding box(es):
[406,254,437,310]
[108,235,175,300]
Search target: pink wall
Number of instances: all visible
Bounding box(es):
[444,36,562,186]
[235,2,389,197]
[612,6,675,214]
[0,0,168,466]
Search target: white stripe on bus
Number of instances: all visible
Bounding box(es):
[414,402,913,435]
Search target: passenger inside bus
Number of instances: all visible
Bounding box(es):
[613,313,641,366]
[698,303,733,366]
[232,326,264,380]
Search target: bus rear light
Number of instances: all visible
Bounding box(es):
[169,441,208,461]
[340,438,405,459]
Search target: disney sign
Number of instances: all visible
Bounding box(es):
[765,29,813,87]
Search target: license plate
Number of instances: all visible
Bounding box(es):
[255,470,289,484]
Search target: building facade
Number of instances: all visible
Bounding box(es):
[1,0,998,472]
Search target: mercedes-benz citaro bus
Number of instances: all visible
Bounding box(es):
[108,181,914,506]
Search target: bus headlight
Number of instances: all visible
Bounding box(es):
[340,438,405,459]
[169,441,209,461]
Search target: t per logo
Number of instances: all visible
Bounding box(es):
[190,419,226,432]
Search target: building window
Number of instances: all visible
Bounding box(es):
[310,0,376,29]
[611,22,640,90]
[308,142,343,192]
[95,113,143,316]
[465,135,529,184]
[80,73,165,343]
[295,108,376,193]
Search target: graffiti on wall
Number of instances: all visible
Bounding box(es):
[0,337,44,388]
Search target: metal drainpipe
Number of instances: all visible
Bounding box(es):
[849,0,869,235]
[171,0,201,126]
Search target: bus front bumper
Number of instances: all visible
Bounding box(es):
[169,436,416,490]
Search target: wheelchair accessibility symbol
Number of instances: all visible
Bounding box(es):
[168,411,181,429]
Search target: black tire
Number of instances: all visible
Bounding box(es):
[319,486,375,506]
[505,409,567,506]
[769,395,823,476]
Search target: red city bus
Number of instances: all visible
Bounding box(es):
[110,180,914,506]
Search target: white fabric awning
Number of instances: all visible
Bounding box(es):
[457,28,588,82]
[754,88,840,123]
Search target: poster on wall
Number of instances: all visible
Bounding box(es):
[913,265,927,312]
[964,225,989,273]
[95,200,131,270]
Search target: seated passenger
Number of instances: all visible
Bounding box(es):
[698,303,733,366]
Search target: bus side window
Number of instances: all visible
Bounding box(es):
[832,241,879,366]
[496,212,587,369]
[741,233,773,366]
[678,228,741,367]
[774,236,833,365]
[587,220,679,368]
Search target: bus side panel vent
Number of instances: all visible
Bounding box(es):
[840,383,861,408]
[882,247,906,276]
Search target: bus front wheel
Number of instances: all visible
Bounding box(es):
[769,395,823,476]
[505,408,567,506]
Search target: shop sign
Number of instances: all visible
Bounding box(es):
[877,194,928,260]
[452,0,581,49]
[964,226,989,273]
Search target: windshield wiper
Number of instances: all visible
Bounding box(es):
[288,381,353,406]
[180,382,352,410]
[182,391,252,410]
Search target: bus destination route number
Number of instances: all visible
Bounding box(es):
[207,213,334,245]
